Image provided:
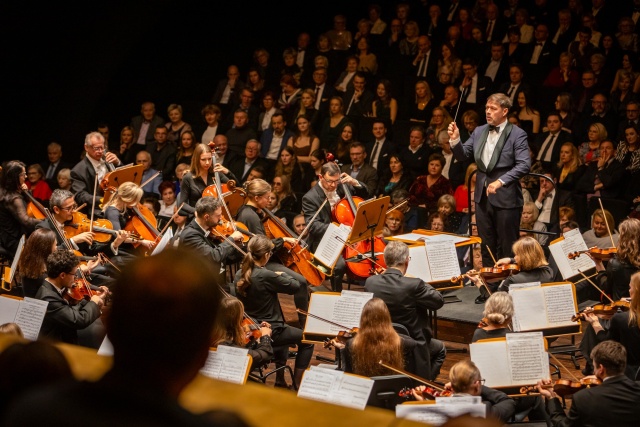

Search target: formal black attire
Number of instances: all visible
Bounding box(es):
[533,130,573,172]
[178,218,241,276]
[460,75,493,117]
[366,138,396,177]
[228,156,271,184]
[147,141,177,181]
[41,159,72,190]
[451,122,531,266]
[176,171,237,216]
[70,157,108,214]
[364,268,445,380]
[398,144,433,179]
[340,163,378,197]
[130,114,165,147]
[0,190,41,256]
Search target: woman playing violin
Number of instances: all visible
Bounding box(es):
[176,143,237,216]
[235,179,310,326]
[210,296,274,370]
[468,237,554,303]
[472,292,514,342]
[101,182,156,253]
[234,235,313,389]
[338,297,418,377]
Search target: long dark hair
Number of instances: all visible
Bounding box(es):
[17,228,57,281]
[0,160,26,198]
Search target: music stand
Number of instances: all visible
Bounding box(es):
[101,164,145,205]
[346,196,390,266]
[366,374,415,410]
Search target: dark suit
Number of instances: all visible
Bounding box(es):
[343,89,374,118]
[546,375,640,427]
[538,188,574,234]
[452,122,531,265]
[461,75,492,117]
[498,82,531,111]
[129,115,165,147]
[41,160,72,190]
[36,281,101,344]
[411,49,438,83]
[483,18,509,44]
[312,83,336,123]
[366,138,396,177]
[525,40,559,86]
[340,163,377,196]
[211,78,244,110]
[479,58,510,90]
[70,157,104,212]
[259,128,293,160]
[533,129,573,172]
[228,156,271,184]
[364,268,444,379]
[576,159,626,199]
[146,141,177,182]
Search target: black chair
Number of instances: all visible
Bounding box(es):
[248,348,298,390]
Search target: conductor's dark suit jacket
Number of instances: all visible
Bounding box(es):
[300,182,369,253]
[35,281,101,345]
[451,122,531,209]
[546,374,640,427]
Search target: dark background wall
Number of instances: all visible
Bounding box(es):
[1,1,375,166]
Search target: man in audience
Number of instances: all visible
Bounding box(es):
[459,59,492,118]
[340,141,377,196]
[260,112,291,170]
[130,101,165,150]
[479,42,510,91]
[366,119,396,177]
[343,71,374,122]
[146,126,176,182]
[533,112,573,172]
[212,134,238,169]
[136,150,162,197]
[41,142,71,190]
[535,171,574,234]
[226,110,258,157]
[229,139,270,184]
[617,100,640,140]
[212,64,244,120]
[498,64,530,111]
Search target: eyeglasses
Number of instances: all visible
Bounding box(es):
[322,176,341,185]
[89,145,105,152]
[59,204,78,212]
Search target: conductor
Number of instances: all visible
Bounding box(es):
[447,93,530,283]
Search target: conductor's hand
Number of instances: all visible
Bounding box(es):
[486,180,503,196]
[447,122,460,141]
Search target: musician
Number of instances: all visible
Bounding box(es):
[468,236,554,303]
[4,249,249,426]
[211,296,274,370]
[364,241,445,380]
[70,131,121,214]
[101,182,156,254]
[35,249,108,345]
[301,161,369,292]
[472,292,513,342]
[582,208,620,250]
[448,93,531,269]
[537,340,640,427]
[16,228,56,298]
[0,160,42,256]
[338,297,418,377]
[176,143,237,216]
[413,360,516,424]
[234,235,313,389]
[235,179,310,325]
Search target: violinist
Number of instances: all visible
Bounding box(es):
[536,340,640,427]
[468,236,554,304]
[176,143,237,216]
[0,160,42,256]
[16,228,57,298]
[338,297,418,377]
[210,296,274,370]
[35,249,108,346]
[234,235,313,388]
[235,179,310,325]
[101,182,156,253]
[70,131,121,214]
[413,360,516,424]
[364,241,445,380]
[472,292,513,342]
[580,272,640,379]
[301,161,369,292]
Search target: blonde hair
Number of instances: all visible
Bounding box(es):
[512,236,548,270]
[189,143,211,176]
[591,209,616,233]
[0,322,24,337]
[629,272,640,329]
[557,142,581,173]
[618,218,640,268]
[521,201,539,227]
[102,181,143,210]
[449,360,481,393]
[243,178,271,199]
[483,292,514,326]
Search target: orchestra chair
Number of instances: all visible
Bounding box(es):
[247,349,298,391]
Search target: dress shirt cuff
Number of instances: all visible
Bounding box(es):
[534,200,543,210]
[449,138,460,146]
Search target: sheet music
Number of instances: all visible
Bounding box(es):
[200,345,250,384]
[470,340,511,387]
[506,332,549,386]
[14,298,48,340]
[406,245,431,282]
[0,297,20,325]
[393,233,431,242]
[549,229,595,279]
[543,284,576,327]
[298,368,373,410]
[510,284,546,332]
[151,227,173,255]
[314,223,351,268]
[396,400,486,426]
[304,292,372,335]
[425,241,461,282]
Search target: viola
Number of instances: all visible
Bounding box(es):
[241,318,262,344]
[262,208,325,287]
[451,264,520,284]
[399,385,453,400]
[63,211,128,243]
[568,247,617,262]
[323,329,358,350]
[378,360,452,400]
[571,299,631,322]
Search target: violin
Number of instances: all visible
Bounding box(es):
[399,385,453,400]
[451,264,520,284]
[323,329,358,349]
[63,211,130,243]
[262,207,325,287]
[378,360,451,401]
[519,378,602,397]
[214,219,253,243]
[571,299,631,322]
[241,317,263,344]
[568,247,617,262]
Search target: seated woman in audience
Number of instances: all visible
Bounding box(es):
[338,297,417,377]
[234,235,313,388]
[278,74,302,126]
[329,122,355,166]
[404,80,438,124]
[272,174,300,217]
[561,220,581,233]
[176,130,196,166]
[610,70,635,118]
[165,104,192,147]
[554,92,576,133]
[616,124,640,175]
[426,107,453,151]
[468,237,554,300]
[118,125,137,165]
[306,149,326,188]
[210,296,274,370]
[503,26,524,65]
[274,146,304,194]
[0,160,41,255]
[319,97,349,151]
[453,163,477,214]
[280,48,302,84]
[56,168,72,192]
[520,201,549,247]
[355,37,377,77]
[371,79,397,126]
[382,209,404,239]
[288,113,320,165]
[543,52,580,94]
[26,164,52,205]
[408,153,453,219]
[295,89,320,134]
[426,211,445,232]
[246,68,266,109]
[515,89,540,138]
[578,123,607,165]
[16,228,57,298]
[555,142,584,192]
[437,194,464,234]
[558,206,576,230]
[376,154,412,197]
[582,208,619,249]
[334,55,359,94]
[157,181,177,231]
[438,42,462,83]
[472,292,513,342]
[257,91,279,135]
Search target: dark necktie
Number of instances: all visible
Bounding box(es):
[538,133,557,162]
[488,125,498,133]
[46,163,56,180]
[486,20,493,41]
[507,86,515,98]
[370,140,381,166]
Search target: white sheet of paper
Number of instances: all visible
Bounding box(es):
[396,401,486,425]
[314,223,351,268]
[549,229,595,279]
[510,284,546,331]
[200,346,250,384]
[506,332,549,386]
[424,240,461,282]
[304,292,372,335]
[14,297,48,340]
[151,227,173,255]
[470,340,512,387]
[298,368,373,410]
[406,245,432,282]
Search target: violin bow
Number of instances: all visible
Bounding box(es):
[597,198,617,249]
[208,140,237,231]
[293,198,329,252]
[90,173,99,234]
[378,361,445,391]
[578,269,614,304]
[140,171,161,189]
[386,198,408,214]
[547,351,581,382]
[452,86,467,124]
[485,244,498,265]
[295,309,354,332]
[209,226,248,257]
[333,235,386,272]
[153,202,185,246]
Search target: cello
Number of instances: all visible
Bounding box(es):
[261,207,325,287]
[124,203,162,249]
[202,140,246,220]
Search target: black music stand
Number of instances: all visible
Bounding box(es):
[345,196,390,267]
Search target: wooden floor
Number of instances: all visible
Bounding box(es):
[273,279,585,409]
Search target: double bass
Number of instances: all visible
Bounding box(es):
[262,207,325,287]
